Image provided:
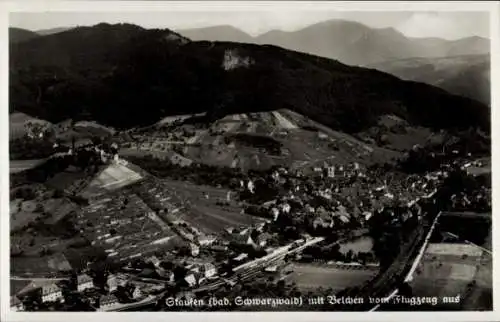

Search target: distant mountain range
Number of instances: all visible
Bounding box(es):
[178,25,254,44]
[178,20,491,104]
[36,27,74,36]
[10,23,489,136]
[9,27,74,44]
[369,54,490,105]
[9,27,40,44]
[177,20,490,66]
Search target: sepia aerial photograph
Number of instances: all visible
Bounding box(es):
[4,1,494,317]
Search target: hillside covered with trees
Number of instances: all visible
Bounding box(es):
[10,23,490,135]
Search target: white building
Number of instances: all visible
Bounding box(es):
[199,235,216,246]
[247,180,255,194]
[327,166,335,178]
[99,294,119,310]
[271,207,280,221]
[41,284,63,303]
[107,274,127,293]
[132,287,142,299]
[281,203,291,214]
[203,263,217,278]
[185,274,197,287]
[191,243,200,257]
[233,253,248,262]
[77,274,94,292]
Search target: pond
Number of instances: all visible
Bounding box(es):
[339,236,374,254]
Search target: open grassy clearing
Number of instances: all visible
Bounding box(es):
[285,263,378,292]
[86,163,143,191]
[11,253,73,276]
[409,242,492,309]
[10,159,48,174]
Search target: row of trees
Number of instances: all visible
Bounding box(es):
[301,242,377,265]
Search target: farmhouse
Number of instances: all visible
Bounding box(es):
[132,286,143,299]
[185,274,197,287]
[41,284,63,303]
[99,294,120,310]
[203,263,217,278]
[77,274,94,292]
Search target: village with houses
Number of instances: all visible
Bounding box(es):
[8,107,492,312]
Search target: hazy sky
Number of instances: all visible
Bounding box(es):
[10,11,490,40]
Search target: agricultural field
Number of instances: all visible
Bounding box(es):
[382,126,438,152]
[9,112,52,140]
[156,113,205,126]
[160,179,235,203]
[10,183,78,232]
[10,206,41,232]
[10,280,32,296]
[121,110,402,173]
[10,159,48,174]
[466,158,491,177]
[139,178,264,236]
[271,111,298,129]
[45,167,91,192]
[178,204,264,235]
[284,263,378,292]
[409,242,492,310]
[73,121,115,136]
[77,190,180,262]
[81,162,143,196]
[11,253,73,276]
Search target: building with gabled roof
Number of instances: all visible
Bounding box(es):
[184,274,197,287]
[132,286,143,300]
[313,214,334,229]
[41,283,63,303]
[107,274,127,293]
[255,232,273,247]
[99,294,120,311]
[147,255,161,268]
[77,273,94,292]
[232,230,256,247]
[202,263,217,278]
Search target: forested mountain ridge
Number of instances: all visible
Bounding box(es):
[10,23,489,135]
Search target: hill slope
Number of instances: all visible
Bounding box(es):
[10,23,489,135]
[9,27,39,44]
[370,54,490,105]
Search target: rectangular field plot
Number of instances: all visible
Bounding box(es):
[87,163,143,191]
[284,263,377,292]
[272,111,298,129]
[180,205,263,235]
[77,191,177,262]
[10,159,48,174]
[11,253,73,276]
[409,242,492,309]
